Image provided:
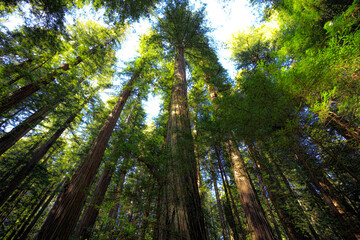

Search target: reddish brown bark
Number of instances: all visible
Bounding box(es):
[205,75,274,240]
[214,146,246,239]
[0,99,87,207]
[0,106,50,156]
[159,46,207,240]
[247,143,313,240]
[34,70,138,240]
[225,139,274,240]
[74,164,116,239]
[246,144,283,239]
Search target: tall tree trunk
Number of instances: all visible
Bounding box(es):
[0,97,88,207]
[247,142,313,240]
[246,144,282,239]
[7,186,54,240]
[34,70,138,240]
[210,161,228,240]
[105,169,127,234]
[0,106,50,156]
[294,147,360,240]
[11,180,65,240]
[192,107,202,194]
[224,139,274,240]
[0,39,113,115]
[73,163,116,239]
[214,145,246,239]
[204,76,274,239]
[74,99,137,239]
[14,190,56,240]
[159,46,207,240]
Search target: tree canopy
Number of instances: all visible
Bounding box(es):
[1,0,360,239]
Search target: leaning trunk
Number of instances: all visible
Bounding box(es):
[224,139,274,240]
[204,75,274,240]
[34,70,138,240]
[0,106,50,156]
[0,99,87,207]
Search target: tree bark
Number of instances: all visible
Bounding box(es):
[224,139,274,240]
[294,147,360,240]
[105,169,127,234]
[73,163,116,239]
[204,75,274,240]
[159,46,207,240]
[74,99,137,239]
[246,144,283,239]
[0,106,50,156]
[210,162,228,240]
[0,98,88,207]
[214,145,246,239]
[34,69,138,240]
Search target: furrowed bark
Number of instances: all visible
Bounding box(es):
[159,46,207,240]
[34,70,138,240]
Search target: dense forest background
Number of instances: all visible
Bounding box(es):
[0,0,360,239]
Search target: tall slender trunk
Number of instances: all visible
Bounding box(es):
[7,185,54,240]
[0,106,50,156]
[0,39,114,115]
[73,163,116,239]
[225,139,274,240]
[192,107,202,194]
[14,191,55,240]
[0,190,26,227]
[294,147,360,240]
[34,70,138,240]
[74,99,137,239]
[246,144,282,239]
[214,145,246,239]
[204,76,273,240]
[247,142,313,240]
[210,162,228,240]
[0,97,88,207]
[159,46,207,240]
[105,169,127,234]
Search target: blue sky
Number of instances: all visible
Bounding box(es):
[1,0,260,123]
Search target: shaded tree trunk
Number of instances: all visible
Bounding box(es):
[204,75,273,239]
[224,139,274,240]
[247,142,313,240]
[246,144,283,239]
[294,147,360,240]
[0,106,50,156]
[34,69,138,240]
[74,99,137,239]
[210,161,228,240]
[159,46,207,240]
[0,98,88,207]
[105,169,127,234]
[214,145,246,239]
